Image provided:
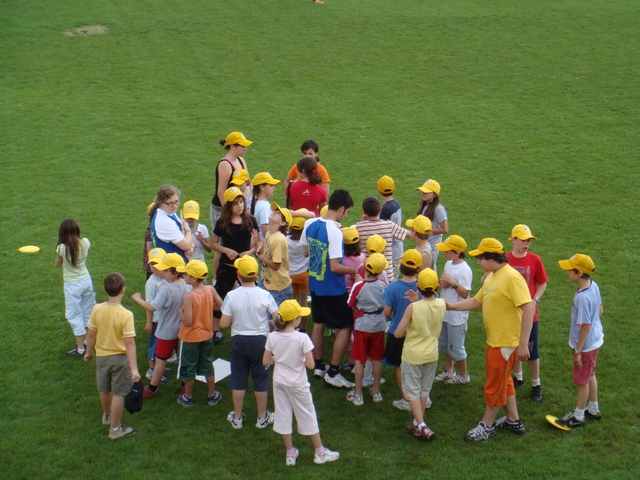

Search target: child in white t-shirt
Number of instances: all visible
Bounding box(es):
[287,209,315,332]
[182,200,211,262]
[251,172,281,239]
[263,300,340,466]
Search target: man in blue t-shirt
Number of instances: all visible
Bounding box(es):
[301,189,358,389]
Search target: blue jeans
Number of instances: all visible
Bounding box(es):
[268,285,293,307]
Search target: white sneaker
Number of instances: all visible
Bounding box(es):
[286,448,299,466]
[167,352,178,364]
[313,365,329,379]
[314,448,340,464]
[392,398,411,411]
[256,410,275,428]
[434,370,455,382]
[346,389,364,406]
[369,389,383,402]
[426,396,432,409]
[362,376,386,387]
[324,373,355,389]
[445,374,471,385]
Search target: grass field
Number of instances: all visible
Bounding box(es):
[1,0,639,478]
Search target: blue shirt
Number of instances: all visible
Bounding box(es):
[383,279,420,334]
[305,218,346,296]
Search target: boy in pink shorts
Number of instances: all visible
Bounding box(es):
[555,254,604,428]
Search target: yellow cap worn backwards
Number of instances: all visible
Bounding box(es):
[177,259,208,279]
[558,254,595,275]
[234,256,259,278]
[365,234,386,254]
[406,215,432,235]
[278,299,311,321]
[183,200,200,220]
[468,238,505,257]
[436,235,467,253]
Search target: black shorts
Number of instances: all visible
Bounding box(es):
[528,321,539,361]
[383,333,405,367]
[310,292,353,330]
[229,335,270,392]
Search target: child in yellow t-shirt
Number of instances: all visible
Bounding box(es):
[84,273,140,440]
[256,203,293,306]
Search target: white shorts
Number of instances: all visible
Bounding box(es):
[64,276,96,336]
[272,381,319,436]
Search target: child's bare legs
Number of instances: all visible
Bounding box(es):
[283,432,323,450]
[75,334,86,351]
[183,379,196,396]
[577,376,597,410]
[295,289,309,331]
[444,354,455,374]
[231,390,245,419]
[456,358,468,377]
[371,360,382,393]
[206,375,217,395]
[331,328,351,366]
[149,358,156,369]
[282,433,294,450]
[109,395,125,429]
[255,390,268,418]
[354,361,364,395]
[482,394,518,425]
[310,433,323,448]
[588,375,598,402]
[395,367,402,391]
[150,358,167,387]
[311,324,325,361]
[100,392,112,418]
[409,397,428,425]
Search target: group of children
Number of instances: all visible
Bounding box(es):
[55,150,604,455]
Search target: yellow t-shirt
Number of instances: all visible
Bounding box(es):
[87,302,136,357]
[261,231,291,291]
[402,299,446,365]
[474,264,532,347]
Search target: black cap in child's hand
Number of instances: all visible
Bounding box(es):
[125,380,144,414]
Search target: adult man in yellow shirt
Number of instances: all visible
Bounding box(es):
[446,238,534,442]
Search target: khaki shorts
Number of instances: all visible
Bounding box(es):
[97,354,131,396]
[401,361,437,401]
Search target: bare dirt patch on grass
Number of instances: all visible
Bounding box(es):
[63,25,108,37]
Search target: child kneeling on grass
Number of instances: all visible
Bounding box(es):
[220,256,279,429]
[555,253,604,428]
[394,268,446,441]
[176,259,224,407]
[263,300,340,466]
[84,272,140,440]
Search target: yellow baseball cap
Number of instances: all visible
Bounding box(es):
[418,268,439,290]
[224,187,243,203]
[230,169,250,186]
[558,254,595,275]
[252,172,280,186]
[147,202,155,213]
[365,234,386,254]
[182,200,200,220]
[177,259,208,279]
[147,247,167,264]
[401,249,422,268]
[234,256,259,278]
[224,132,252,147]
[510,224,537,241]
[320,205,328,217]
[468,238,505,257]
[271,202,292,228]
[278,299,311,321]
[365,253,388,275]
[291,209,309,230]
[416,179,441,195]
[377,175,395,195]
[406,215,432,234]
[155,253,186,271]
[436,235,467,253]
[342,226,360,245]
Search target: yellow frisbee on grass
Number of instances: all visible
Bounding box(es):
[18,245,40,254]
[545,415,571,431]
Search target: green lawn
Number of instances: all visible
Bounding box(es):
[1,0,639,478]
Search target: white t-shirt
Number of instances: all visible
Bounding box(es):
[287,236,308,276]
[189,223,210,262]
[155,209,185,244]
[221,286,278,336]
[441,260,473,326]
[254,200,271,239]
[265,331,314,387]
